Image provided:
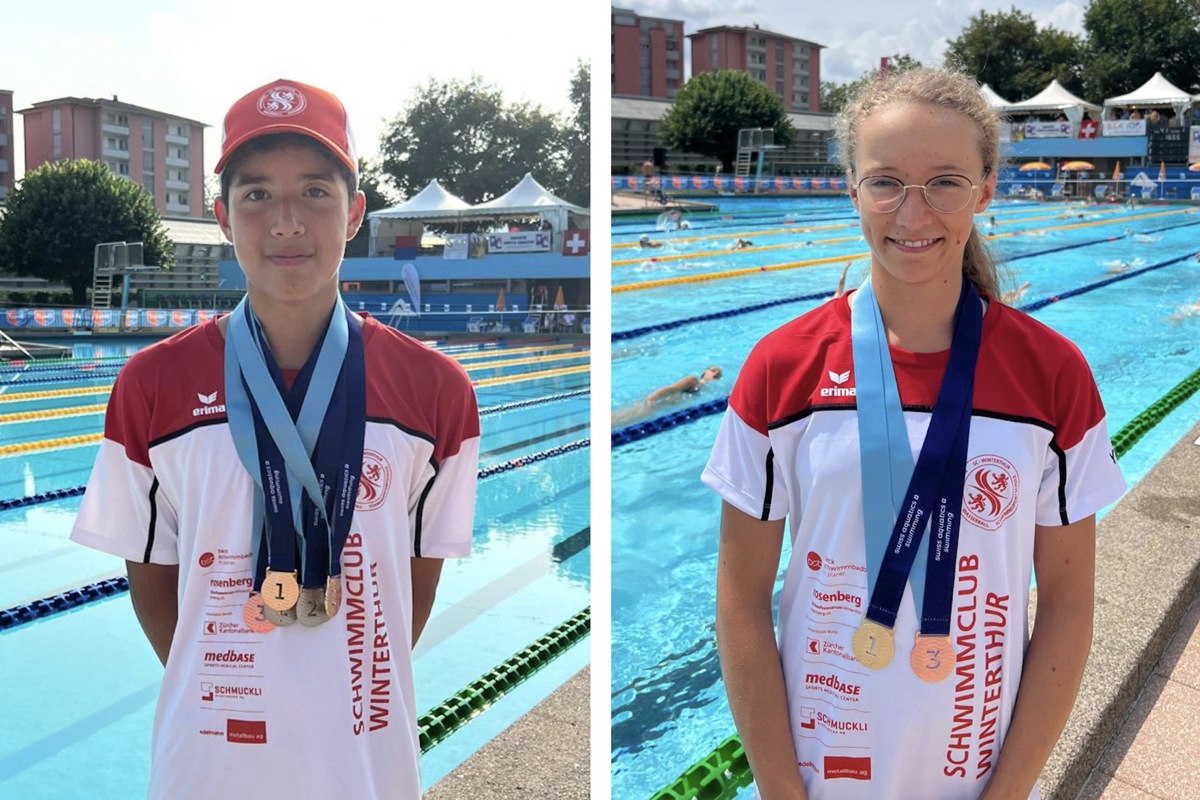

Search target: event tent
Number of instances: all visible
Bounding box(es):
[1103,72,1197,120]
[469,173,590,234]
[1004,79,1101,124]
[980,83,1012,111]
[367,179,472,256]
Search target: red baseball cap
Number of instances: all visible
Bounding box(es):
[215,78,357,176]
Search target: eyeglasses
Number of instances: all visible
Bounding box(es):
[853,171,988,214]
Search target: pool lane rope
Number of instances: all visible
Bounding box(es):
[479,389,590,416]
[634,364,1200,800]
[418,607,590,753]
[613,217,1200,342]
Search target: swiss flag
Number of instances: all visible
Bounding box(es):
[1078,119,1099,139]
[562,228,589,256]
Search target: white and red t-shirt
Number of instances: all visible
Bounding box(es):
[71,315,480,800]
[702,294,1126,800]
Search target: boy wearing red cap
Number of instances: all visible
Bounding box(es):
[71,79,480,798]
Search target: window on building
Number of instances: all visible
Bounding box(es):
[143,120,154,150]
[178,193,188,204]
[118,114,128,125]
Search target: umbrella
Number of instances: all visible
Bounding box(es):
[1158,162,1167,182]
[1018,162,1051,171]
[1113,161,1121,181]
[553,285,566,309]
[496,287,506,312]
[1060,160,1095,171]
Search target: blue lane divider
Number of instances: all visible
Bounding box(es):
[612,218,1200,343]
[0,370,122,387]
[1020,250,1198,312]
[0,576,128,631]
[613,292,833,342]
[1,438,593,632]
[612,399,728,449]
[0,486,87,510]
[479,389,590,416]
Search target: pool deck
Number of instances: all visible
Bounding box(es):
[426,666,589,799]
[611,190,717,216]
[1043,420,1200,800]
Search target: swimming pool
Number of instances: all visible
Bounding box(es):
[610,196,1200,799]
[0,333,591,798]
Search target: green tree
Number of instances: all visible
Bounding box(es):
[658,70,796,172]
[945,8,1084,101]
[557,59,590,208]
[378,74,568,205]
[1081,0,1200,99]
[819,54,923,116]
[0,160,173,305]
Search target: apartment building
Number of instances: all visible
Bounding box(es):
[0,90,14,203]
[688,24,823,112]
[19,95,205,218]
[612,6,686,100]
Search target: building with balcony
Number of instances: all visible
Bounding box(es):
[19,95,206,218]
[0,90,14,204]
[688,24,823,113]
[612,7,686,100]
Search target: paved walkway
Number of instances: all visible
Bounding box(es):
[1042,421,1200,800]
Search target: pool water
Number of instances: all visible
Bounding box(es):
[610,196,1200,799]
[0,334,591,798]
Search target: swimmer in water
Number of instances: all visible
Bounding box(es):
[639,234,664,249]
[733,238,754,250]
[1167,300,1200,323]
[1001,281,1031,304]
[613,366,724,426]
[1106,262,1131,275]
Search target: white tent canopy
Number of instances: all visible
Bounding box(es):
[980,83,1012,110]
[1103,72,1197,120]
[1004,79,1101,124]
[470,173,589,234]
[369,179,471,221]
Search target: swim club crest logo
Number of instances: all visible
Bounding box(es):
[356,449,391,512]
[963,454,1019,531]
[257,85,307,118]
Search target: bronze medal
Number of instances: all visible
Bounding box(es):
[851,618,896,670]
[262,569,300,612]
[325,575,342,618]
[296,587,329,627]
[242,593,275,633]
[910,634,955,683]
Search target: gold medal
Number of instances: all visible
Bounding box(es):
[242,593,275,634]
[262,569,300,611]
[263,603,297,627]
[325,575,342,618]
[851,619,895,669]
[910,634,955,683]
[296,587,329,627]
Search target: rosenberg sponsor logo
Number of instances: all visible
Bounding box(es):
[193,390,226,418]
[226,718,267,744]
[812,588,862,610]
[819,369,856,398]
[805,672,861,697]
[204,649,255,665]
[210,577,253,589]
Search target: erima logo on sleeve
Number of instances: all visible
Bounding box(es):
[820,370,856,397]
[193,391,226,417]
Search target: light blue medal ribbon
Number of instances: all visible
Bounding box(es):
[224,296,349,595]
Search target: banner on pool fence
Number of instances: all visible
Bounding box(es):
[0,308,216,331]
[611,175,847,192]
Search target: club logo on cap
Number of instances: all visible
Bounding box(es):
[257,85,307,118]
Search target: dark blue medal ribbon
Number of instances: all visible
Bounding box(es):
[851,278,981,635]
[224,296,365,597]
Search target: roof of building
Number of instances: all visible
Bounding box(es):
[612,94,836,130]
[17,96,207,127]
[160,217,227,246]
[687,24,823,48]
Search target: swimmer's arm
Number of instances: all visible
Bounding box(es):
[411,557,444,647]
[978,516,1096,800]
[126,561,179,667]
[716,502,808,800]
[645,376,699,405]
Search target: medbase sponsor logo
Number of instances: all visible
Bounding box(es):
[203,649,256,669]
[805,671,862,699]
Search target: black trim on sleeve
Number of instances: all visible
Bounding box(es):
[142,477,160,563]
[1050,441,1070,525]
[413,459,440,557]
[760,448,775,521]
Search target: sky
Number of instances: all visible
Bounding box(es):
[2,0,597,184]
[631,0,1088,86]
